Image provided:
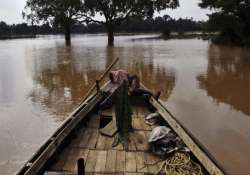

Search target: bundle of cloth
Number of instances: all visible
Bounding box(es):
[148,126,190,159]
[109,69,160,99]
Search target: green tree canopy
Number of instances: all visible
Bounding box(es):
[23,0,179,46]
[84,0,179,46]
[199,0,250,45]
[23,0,86,45]
[0,21,9,35]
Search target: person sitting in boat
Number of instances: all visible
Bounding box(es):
[99,69,130,110]
[109,69,129,84]
[128,74,161,100]
[109,70,160,100]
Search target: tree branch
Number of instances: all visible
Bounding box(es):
[79,15,105,24]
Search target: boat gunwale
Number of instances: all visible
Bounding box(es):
[17,81,225,175]
[16,82,111,175]
[142,83,226,175]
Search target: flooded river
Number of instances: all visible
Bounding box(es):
[0,35,250,174]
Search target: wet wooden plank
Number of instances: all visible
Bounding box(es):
[126,152,137,173]
[45,172,73,175]
[136,105,143,116]
[132,106,139,117]
[133,118,151,131]
[133,107,148,118]
[49,149,70,171]
[116,151,126,172]
[85,150,98,172]
[136,152,147,173]
[69,130,85,148]
[79,129,92,148]
[105,150,117,173]
[104,136,114,150]
[73,149,89,172]
[141,105,150,116]
[96,134,118,150]
[62,148,81,172]
[95,150,107,173]
[128,134,137,151]
[99,120,117,137]
[132,118,142,130]
[137,106,145,117]
[87,114,100,128]
[134,131,148,151]
[95,174,123,175]
[139,118,151,131]
[113,142,124,151]
[146,153,159,174]
[96,134,106,150]
[87,130,99,149]
[144,130,150,139]
[101,107,115,117]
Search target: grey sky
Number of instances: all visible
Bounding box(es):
[0,0,210,24]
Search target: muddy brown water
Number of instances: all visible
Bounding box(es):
[0,34,250,175]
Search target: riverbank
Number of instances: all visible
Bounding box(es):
[161,32,217,40]
[0,35,36,40]
[130,32,217,41]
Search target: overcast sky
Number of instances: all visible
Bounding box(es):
[0,0,211,24]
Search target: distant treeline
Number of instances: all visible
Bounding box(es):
[0,16,206,36]
[199,0,250,46]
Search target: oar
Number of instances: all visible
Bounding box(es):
[79,57,119,104]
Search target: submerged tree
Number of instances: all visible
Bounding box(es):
[199,0,250,45]
[23,0,86,45]
[84,0,179,46]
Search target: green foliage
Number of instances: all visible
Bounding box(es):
[0,17,205,36]
[84,0,179,24]
[0,21,9,35]
[199,0,250,46]
[23,0,180,45]
[0,21,36,36]
[24,0,86,26]
[24,0,87,44]
[84,0,179,45]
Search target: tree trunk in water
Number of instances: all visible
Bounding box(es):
[107,27,114,46]
[65,23,71,46]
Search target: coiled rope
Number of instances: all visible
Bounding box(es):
[154,152,203,175]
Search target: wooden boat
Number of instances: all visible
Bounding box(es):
[16,78,225,175]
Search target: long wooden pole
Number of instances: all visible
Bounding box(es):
[79,57,119,104]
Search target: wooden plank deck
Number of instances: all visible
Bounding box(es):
[48,105,162,174]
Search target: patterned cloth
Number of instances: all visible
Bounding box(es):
[110,69,129,84]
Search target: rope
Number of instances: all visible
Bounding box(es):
[154,152,203,175]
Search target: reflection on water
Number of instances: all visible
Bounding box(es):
[1,35,250,175]
[29,46,105,119]
[0,35,176,174]
[191,45,250,175]
[197,45,250,116]
[29,43,176,121]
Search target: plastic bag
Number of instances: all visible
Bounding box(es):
[145,113,161,126]
[149,126,171,142]
[149,126,189,159]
